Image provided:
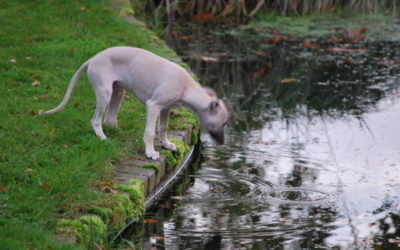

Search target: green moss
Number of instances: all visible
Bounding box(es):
[112,179,145,218]
[160,150,176,168]
[79,215,106,245]
[56,215,106,246]
[191,130,198,145]
[88,206,112,223]
[169,107,199,130]
[169,138,190,165]
[108,194,131,230]
[140,163,160,175]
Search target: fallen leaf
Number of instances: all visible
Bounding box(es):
[24,168,34,173]
[201,56,218,62]
[102,181,113,186]
[143,218,158,223]
[171,196,184,200]
[25,56,32,60]
[15,179,23,183]
[192,13,214,22]
[38,110,44,115]
[49,128,55,136]
[303,42,319,49]
[281,78,299,84]
[255,140,274,145]
[266,32,289,43]
[32,80,41,86]
[80,6,87,11]
[154,236,165,240]
[100,186,118,194]
[328,47,367,53]
[252,50,268,56]
[279,217,293,222]
[178,35,191,41]
[0,186,6,191]
[251,64,269,78]
[40,183,49,189]
[73,102,80,108]
[347,27,367,37]
[63,144,69,149]
[51,157,60,162]
[9,58,16,63]
[30,110,36,116]
[119,12,127,17]
[40,94,49,99]
[38,197,47,200]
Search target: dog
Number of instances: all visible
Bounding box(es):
[42,46,228,160]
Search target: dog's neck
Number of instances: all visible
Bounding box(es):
[181,82,213,114]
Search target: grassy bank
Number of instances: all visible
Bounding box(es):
[0,0,193,248]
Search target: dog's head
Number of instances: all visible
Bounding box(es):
[200,87,228,144]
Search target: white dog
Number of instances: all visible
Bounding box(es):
[43,47,228,160]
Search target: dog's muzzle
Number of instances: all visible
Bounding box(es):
[208,130,224,144]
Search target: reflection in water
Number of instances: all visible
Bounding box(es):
[139,24,400,249]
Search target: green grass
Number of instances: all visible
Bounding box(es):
[247,11,400,41]
[0,0,194,248]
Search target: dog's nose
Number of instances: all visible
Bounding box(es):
[209,130,224,144]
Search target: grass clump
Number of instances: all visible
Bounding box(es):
[0,0,194,248]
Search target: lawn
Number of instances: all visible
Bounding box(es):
[0,0,187,248]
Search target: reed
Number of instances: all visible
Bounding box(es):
[144,0,398,19]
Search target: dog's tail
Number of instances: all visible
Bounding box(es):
[42,60,90,115]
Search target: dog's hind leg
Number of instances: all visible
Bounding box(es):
[89,75,114,140]
[105,82,125,127]
[159,109,176,151]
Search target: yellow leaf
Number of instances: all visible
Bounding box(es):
[281,78,299,84]
[49,128,55,136]
[9,59,16,63]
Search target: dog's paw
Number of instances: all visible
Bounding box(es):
[145,150,160,160]
[163,141,177,152]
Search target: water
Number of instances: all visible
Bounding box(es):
[136,24,400,249]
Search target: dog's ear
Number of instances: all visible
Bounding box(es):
[203,87,217,97]
[209,100,220,114]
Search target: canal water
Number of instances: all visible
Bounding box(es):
[135,23,400,249]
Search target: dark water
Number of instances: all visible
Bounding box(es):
[137,24,400,249]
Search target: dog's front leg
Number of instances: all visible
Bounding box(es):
[159,109,177,151]
[144,101,161,160]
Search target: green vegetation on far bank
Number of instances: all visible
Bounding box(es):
[0,0,196,248]
[243,11,400,41]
